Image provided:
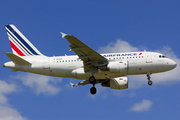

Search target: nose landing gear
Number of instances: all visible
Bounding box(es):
[147,73,153,86]
[148,80,153,86]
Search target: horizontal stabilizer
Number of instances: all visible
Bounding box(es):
[5,53,31,65]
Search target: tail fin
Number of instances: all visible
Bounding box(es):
[5,24,43,56]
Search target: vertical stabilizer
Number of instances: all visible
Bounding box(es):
[5,24,43,56]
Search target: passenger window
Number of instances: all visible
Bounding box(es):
[159,55,161,58]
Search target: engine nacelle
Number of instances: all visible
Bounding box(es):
[101,77,128,90]
[107,61,127,73]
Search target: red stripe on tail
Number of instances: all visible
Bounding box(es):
[9,40,25,56]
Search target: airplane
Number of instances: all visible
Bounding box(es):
[3,24,177,95]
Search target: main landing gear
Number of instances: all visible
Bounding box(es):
[89,76,97,95]
[147,73,153,86]
[90,86,96,95]
[89,76,96,84]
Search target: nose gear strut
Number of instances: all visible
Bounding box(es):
[147,72,153,86]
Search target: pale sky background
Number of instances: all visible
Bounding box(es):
[0,1,180,120]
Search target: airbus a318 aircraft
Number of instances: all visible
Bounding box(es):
[4,25,177,95]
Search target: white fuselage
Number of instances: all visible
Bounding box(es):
[4,24,177,94]
[4,51,177,80]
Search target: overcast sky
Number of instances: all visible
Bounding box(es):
[0,1,180,120]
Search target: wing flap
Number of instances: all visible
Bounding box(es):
[5,53,31,65]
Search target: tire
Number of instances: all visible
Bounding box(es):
[89,76,96,84]
[148,80,153,86]
[90,87,97,95]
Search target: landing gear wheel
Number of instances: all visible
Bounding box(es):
[89,76,96,84]
[148,80,153,86]
[90,87,97,95]
[147,73,153,86]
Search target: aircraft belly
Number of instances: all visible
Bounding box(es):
[73,72,126,80]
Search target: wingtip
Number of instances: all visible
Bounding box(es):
[70,83,75,88]
[60,32,67,38]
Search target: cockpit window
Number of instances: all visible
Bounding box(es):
[159,55,167,58]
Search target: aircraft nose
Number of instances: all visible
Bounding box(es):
[168,60,177,69]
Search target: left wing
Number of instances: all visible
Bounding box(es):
[61,32,108,72]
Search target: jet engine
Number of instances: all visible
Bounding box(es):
[107,61,127,73]
[101,77,128,89]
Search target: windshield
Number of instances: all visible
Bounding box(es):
[159,55,167,58]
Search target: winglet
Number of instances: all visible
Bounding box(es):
[60,32,67,38]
